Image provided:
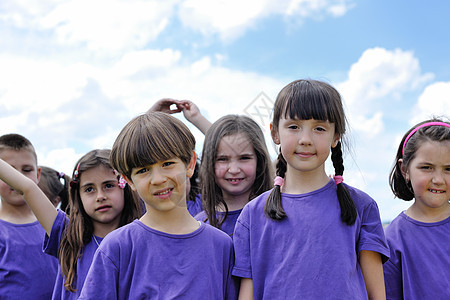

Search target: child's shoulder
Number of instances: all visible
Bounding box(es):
[200,222,233,244]
[342,182,378,208]
[245,189,274,210]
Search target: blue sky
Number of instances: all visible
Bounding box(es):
[1,0,449,222]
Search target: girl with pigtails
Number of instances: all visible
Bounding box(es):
[232,79,390,299]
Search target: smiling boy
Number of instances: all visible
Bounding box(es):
[79,112,237,299]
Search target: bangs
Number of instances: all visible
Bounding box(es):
[126,120,193,168]
[283,83,340,123]
[111,113,195,177]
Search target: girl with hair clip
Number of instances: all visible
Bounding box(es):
[79,112,237,299]
[38,165,71,211]
[384,118,450,300]
[195,114,274,236]
[233,79,390,299]
[0,149,141,299]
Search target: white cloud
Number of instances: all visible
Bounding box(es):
[411,81,450,124]
[337,47,434,135]
[178,0,355,41]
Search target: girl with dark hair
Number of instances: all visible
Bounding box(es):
[0,148,142,299]
[233,79,389,299]
[384,118,450,299]
[195,114,274,236]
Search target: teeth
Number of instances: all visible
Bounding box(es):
[227,179,242,182]
[156,189,170,195]
[429,189,445,194]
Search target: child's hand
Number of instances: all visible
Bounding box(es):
[147,98,184,114]
[178,100,201,122]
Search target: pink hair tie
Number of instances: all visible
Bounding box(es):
[333,175,343,185]
[274,176,284,187]
[402,122,450,155]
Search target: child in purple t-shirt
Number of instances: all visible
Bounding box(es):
[0,134,58,300]
[233,79,389,299]
[0,148,142,299]
[79,112,237,299]
[384,119,450,299]
[195,115,274,237]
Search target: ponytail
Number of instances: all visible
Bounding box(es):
[331,141,356,225]
[264,153,288,220]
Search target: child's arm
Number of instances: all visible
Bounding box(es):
[238,278,254,300]
[360,250,386,300]
[148,98,212,134]
[177,100,212,134]
[0,158,57,235]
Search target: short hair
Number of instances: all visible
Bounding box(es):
[111,112,196,179]
[0,133,38,164]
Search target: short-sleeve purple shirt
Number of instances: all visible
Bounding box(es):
[233,180,389,299]
[0,219,58,300]
[79,220,237,299]
[195,209,242,237]
[384,212,450,300]
[43,210,103,299]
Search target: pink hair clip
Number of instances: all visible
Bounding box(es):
[118,176,127,189]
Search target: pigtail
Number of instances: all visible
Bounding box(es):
[264,153,288,220]
[331,142,356,225]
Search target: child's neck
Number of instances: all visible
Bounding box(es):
[219,192,251,212]
[93,221,121,238]
[282,167,330,194]
[140,207,200,235]
[406,201,450,223]
[0,200,37,224]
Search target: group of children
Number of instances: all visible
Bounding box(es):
[0,79,448,299]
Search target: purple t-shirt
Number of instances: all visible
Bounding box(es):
[0,219,58,300]
[187,194,203,217]
[195,209,243,237]
[79,220,237,299]
[43,210,103,300]
[233,180,389,299]
[383,212,450,300]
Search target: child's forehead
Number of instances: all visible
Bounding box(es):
[0,148,38,167]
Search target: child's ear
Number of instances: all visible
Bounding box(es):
[123,176,136,191]
[186,151,197,178]
[398,159,409,180]
[331,134,341,148]
[270,123,280,145]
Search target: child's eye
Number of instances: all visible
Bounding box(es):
[216,157,228,162]
[162,161,175,167]
[84,186,94,193]
[105,183,116,189]
[240,156,253,161]
[288,125,299,130]
[315,127,326,132]
[136,168,148,175]
[419,166,431,170]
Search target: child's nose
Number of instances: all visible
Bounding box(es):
[227,161,240,174]
[298,130,312,145]
[431,171,445,185]
[96,190,107,201]
[150,168,167,185]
